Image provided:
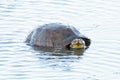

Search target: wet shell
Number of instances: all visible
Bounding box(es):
[26,23,91,50]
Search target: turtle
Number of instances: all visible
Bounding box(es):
[25,23,91,51]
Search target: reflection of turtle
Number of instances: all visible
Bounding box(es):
[26,23,91,50]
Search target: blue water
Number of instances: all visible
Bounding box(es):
[0,0,120,80]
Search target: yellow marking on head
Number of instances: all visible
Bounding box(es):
[70,39,85,49]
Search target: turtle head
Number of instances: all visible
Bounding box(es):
[70,38,85,49]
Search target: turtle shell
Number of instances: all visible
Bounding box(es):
[26,23,90,49]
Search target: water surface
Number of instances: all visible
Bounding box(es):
[0,0,120,80]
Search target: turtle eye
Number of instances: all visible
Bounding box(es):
[73,40,76,43]
[74,39,79,43]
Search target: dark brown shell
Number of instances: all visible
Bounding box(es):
[26,23,91,49]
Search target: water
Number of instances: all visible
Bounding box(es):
[0,0,120,80]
